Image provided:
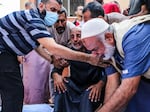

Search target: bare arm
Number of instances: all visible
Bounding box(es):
[129,5,148,18]
[35,44,53,63]
[97,76,141,112]
[104,72,120,103]
[37,37,99,66]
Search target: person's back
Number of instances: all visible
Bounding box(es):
[128,0,150,18]
[128,0,143,15]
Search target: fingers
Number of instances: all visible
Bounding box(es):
[55,83,67,93]
[54,81,67,94]
[88,86,100,102]
[53,58,69,68]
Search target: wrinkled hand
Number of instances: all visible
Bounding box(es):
[52,56,69,68]
[87,81,103,102]
[53,73,68,93]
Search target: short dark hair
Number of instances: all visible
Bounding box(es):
[83,1,104,18]
[58,8,67,17]
[95,0,103,4]
[56,0,63,5]
[41,0,61,4]
[41,0,50,4]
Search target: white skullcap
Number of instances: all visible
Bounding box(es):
[81,18,109,39]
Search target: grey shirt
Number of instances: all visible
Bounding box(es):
[128,0,145,15]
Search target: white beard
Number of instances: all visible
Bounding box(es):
[71,43,82,50]
[103,43,115,60]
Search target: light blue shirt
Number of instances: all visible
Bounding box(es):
[23,104,54,112]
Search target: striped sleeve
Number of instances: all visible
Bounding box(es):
[22,10,52,40]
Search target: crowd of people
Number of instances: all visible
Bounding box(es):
[0,0,149,112]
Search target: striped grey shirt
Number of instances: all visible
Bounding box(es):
[0,8,51,55]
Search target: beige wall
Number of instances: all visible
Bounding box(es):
[20,0,29,10]
[21,0,129,11]
[20,0,36,10]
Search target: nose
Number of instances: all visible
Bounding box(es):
[74,36,78,41]
[58,21,63,26]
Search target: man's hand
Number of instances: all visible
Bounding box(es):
[53,73,68,93]
[98,58,111,68]
[87,54,101,66]
[52,56,69,68]
[87,81,104,102]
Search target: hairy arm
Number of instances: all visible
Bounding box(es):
[104,72,120,103]
[97,76,141,112]
[35,44,53,62]
[37,38,99,66]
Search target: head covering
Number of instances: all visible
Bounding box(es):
[103,3,120,14]
[81,18,109,39]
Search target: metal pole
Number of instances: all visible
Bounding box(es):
[68,0,70,16]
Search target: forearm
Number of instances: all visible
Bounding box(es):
[98,76,140,112]
[35,45,53,63]
[104,72,120,103]
[38,38,93,64]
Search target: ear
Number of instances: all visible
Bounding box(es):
[105,32,114,46]
[38,2,45,12]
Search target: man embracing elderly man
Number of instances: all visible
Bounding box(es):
[81,15,150,112]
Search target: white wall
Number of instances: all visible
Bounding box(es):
[0,0,20,18]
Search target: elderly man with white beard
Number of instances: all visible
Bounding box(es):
[51,27,106,112]
[81,17,150,112]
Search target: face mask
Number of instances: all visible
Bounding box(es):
[44,11,58,26]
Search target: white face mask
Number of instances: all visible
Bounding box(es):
[44,11,58,26]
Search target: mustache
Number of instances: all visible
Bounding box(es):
[56,26,65,29]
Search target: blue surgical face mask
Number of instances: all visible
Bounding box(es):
[44,11,58,26]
